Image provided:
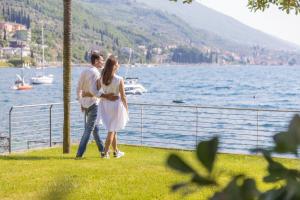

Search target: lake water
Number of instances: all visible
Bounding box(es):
[1,65,300,153]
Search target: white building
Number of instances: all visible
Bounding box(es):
[1,47,30,58]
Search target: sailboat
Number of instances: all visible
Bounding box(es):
[31,25,54,84]
[124,48,147,95]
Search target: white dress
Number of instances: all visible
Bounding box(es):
[98,75,129,132]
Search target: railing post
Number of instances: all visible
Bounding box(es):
[8,107,13,154]
[195,107,199,148]
[256,110,259,151]
[49,105,53,147]
[141,106,143,146]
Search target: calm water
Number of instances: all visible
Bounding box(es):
[1,65,300,154]
[1,65,300,132]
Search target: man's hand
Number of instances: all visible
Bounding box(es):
[102,93,119,101]
[82,91,94,97]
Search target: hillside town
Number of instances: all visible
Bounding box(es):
[0,20,299,67]
[0,21,32,66]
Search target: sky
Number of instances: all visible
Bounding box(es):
[196,0,300,46]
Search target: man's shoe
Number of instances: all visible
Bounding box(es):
[100,152,105,158]
[114,150,125,158]
[102,152,110,159]
[75,156,84,160]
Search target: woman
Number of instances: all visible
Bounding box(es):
[96,55,128,158]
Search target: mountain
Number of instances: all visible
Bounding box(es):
[136,0,300,51]
[0,0,299,65]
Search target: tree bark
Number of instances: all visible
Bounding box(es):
[63,0,72,154]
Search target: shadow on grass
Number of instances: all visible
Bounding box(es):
[40,176,75,200]
[0,155,76,161]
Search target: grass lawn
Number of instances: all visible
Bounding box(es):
[0,144,299,200]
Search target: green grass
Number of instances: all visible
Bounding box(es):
[0,144,299,200]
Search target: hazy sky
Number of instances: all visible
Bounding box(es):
[196,0,300,46]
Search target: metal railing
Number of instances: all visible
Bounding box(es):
[1,102,300,155]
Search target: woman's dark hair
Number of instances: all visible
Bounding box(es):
[102,55,117,86]
[90,52,104,65]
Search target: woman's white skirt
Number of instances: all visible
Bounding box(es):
[97,99,129,132]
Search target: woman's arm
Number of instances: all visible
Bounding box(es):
[119,79,128,112]
[82,91,118,101]
[82,91,94,97]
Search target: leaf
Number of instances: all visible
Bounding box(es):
[191,174,217,186]
[196,137,219,173]
[273,132,298,155]
[166,154,196,174]
[260,187,286,200]
[273,114,300,156]
[212,176,260,200]
[171,182,189,192]
[259,149,289,183]
[211,175,243,200]
[241,178,260,200]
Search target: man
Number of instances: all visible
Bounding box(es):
[76,52,118,158]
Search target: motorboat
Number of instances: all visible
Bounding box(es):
[172,100,185,104]
[12,74,33,90]
[31,25,54,84]
[124,78,147,95]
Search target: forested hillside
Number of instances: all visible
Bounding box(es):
[0,0,219,62]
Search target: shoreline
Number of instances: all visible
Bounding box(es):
[1,63,300,68]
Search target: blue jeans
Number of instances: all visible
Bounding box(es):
[76,104,104,157]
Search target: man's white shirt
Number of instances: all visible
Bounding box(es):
[77,66,103,108]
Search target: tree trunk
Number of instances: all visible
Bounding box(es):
[63,0,72,154]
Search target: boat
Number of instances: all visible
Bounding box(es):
[12,74,33,90]
[31,74,54,84]
[124,78,147,95]
[123,48,147,95]
[172,100,185,104]
[31,25,54,84]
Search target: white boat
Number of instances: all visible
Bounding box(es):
[125,78,147,95]
[31,25,54,84]
[31,74,54,84]
[123,48,147,95]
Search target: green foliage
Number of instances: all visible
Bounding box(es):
[273,115,300,155]
[196,137,218,173]
[8,58,23,67]
[212,176,260,200]
[167,115,300,200]
[0,61,13,67]
[8,56,32,67]
[171,47,213,63]
[247,0,300,14]
[2,5,31,28]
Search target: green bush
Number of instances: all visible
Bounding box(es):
[167,115,300,200]
[0,61,13,67]
[8,57,32,67]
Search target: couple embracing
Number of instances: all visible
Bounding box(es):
[76,52,129,159]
